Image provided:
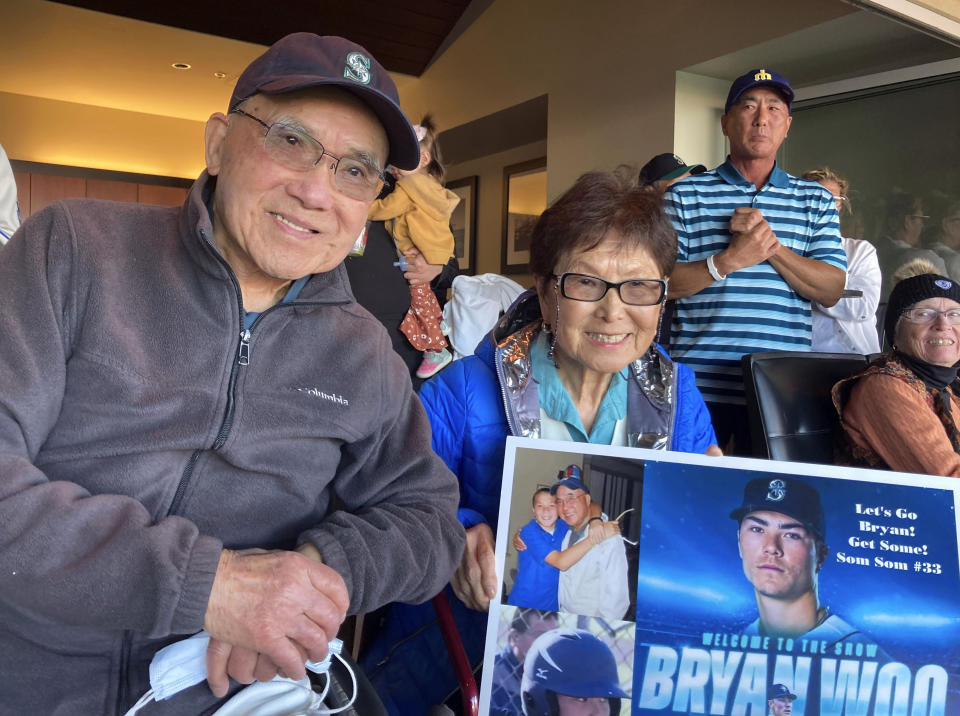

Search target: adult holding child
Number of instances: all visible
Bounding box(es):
[368,115,459,378]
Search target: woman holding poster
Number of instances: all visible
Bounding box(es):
[359,168,719,714]
[834,261,960,476]
[420,167,721,614]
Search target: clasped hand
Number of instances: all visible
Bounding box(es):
[722,207,781,273]
[202,546,348,698]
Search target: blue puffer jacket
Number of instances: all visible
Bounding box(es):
[421,325,717,531]
[360,295,717,714]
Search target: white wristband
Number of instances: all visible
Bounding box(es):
[706,254,726,281]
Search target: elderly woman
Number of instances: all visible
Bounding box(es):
[360,169,719,714]
[422,168,721,610]
[833,262,960,476]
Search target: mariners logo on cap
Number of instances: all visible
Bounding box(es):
[936,279,953,290]
[766,479,786,502]
[344,51,371,85]
[754,69,773,81]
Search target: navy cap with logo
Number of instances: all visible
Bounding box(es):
[550,475,590,495]
[725,68,795,115]
[639,153,706,186]
[730,477,825,541]
[767,683,797,701]
[229,33,420,170]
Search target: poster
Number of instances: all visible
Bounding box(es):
[479,437,960,716]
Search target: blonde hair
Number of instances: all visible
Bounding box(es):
[892,258,941,285]
[802,167,850,214]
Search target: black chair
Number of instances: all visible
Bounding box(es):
[741,351,869,463]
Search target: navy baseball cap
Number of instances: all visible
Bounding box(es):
[725,68,795,114]
[229,33,420,170]
[768,683,798,701]
[639,153,706,185]
[730,477,825,541]
[550,476,589,495]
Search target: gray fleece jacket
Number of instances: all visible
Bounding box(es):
[0,172,464,714]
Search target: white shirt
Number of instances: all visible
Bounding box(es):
[558,513,630,620]
[812,237,881,354]
[0,144,20,245]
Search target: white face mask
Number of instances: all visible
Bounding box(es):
[124,631,353,716]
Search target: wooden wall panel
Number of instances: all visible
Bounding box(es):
[86,178,138,203]
[138,184,187,207]
[30,174,85,215]
[12,171,29,220]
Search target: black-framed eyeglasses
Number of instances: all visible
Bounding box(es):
[230,108,385,201]
[554,272,666,306]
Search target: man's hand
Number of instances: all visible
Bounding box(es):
[513,529,527,552]
[588,520,621,545]
[718,207,781,275]
[451,523,498,612]
[206,641,283,697]
[403,248,444,286]
[203,548,349,697]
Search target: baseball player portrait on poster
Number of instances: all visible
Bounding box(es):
[634,459,960,715]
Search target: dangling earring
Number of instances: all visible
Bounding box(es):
[547,282,561,366]
[654,301,666,350]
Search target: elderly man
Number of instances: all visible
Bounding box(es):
[664,68,847,454]
[552,476,629,620]
[0,33,464,713]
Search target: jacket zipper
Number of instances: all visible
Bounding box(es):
[116,631,132,713]
[493,344,521,436]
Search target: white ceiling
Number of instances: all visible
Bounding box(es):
[683,10,960,87]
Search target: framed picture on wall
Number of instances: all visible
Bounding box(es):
[501,157,546,274]
[446,175,478,275]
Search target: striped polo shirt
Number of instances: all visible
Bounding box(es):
[663,159,846,406]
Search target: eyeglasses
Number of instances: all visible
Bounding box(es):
[554,272,666,306]
[555,493,585,506]
[230,108,385,201]
[901,307,960,325]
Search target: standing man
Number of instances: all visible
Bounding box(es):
[639,152,706,193]
[0,33,464,713]
[664,69,847,454]
[552,476,629,620]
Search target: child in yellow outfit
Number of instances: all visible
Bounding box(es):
[368,116,460,378]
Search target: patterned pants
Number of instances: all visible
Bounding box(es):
[400,284,449,351]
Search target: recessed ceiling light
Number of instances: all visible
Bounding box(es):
[213,71,227,79]
[171,62,191,70]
